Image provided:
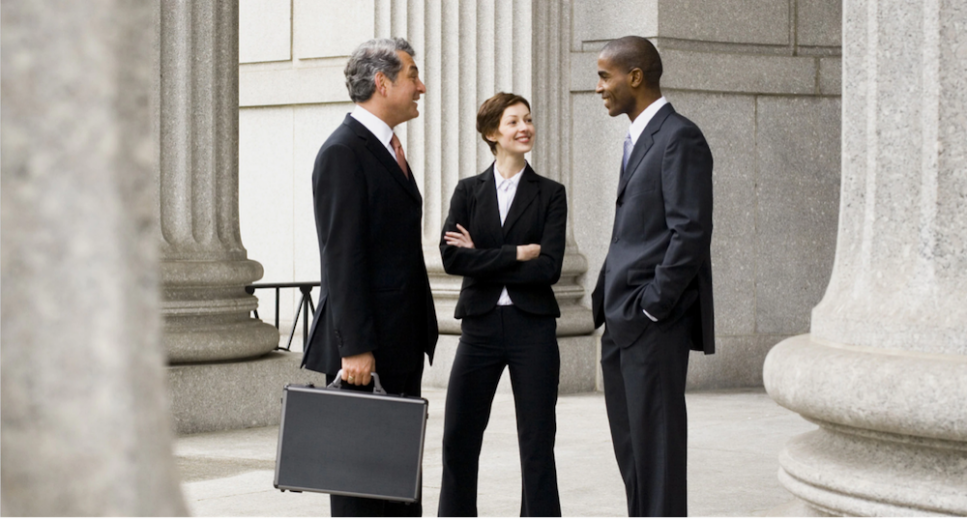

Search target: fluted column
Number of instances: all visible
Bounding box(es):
[159,0,277,363]
[764,0,967,515]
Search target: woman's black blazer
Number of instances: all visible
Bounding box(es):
[440,163,567,319]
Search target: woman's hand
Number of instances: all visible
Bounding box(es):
[517,244,541,261]
[444,223,475,249]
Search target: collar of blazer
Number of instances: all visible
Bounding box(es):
[474,162,540,241]
[616,103,676,201]
[342,114,422,204]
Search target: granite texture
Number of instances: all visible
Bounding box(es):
[765,335,967,443]
[668,91,758,337]
[571,0,658,49]
[656,0,790,45]
[796,0,843,48]
[810,0,967,355]
[168,351,328,434]
[570,50,821,94]
[779,426,967,515]
[661,49,818,95]
[159,0,278,363]
[687,335,790,390]
[818,57,842,95]
[0,0,186,514]
[755,96,841,335]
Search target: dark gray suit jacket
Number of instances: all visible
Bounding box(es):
[592,103,715,354]
[440,163,567,319]
[302,114,438,376]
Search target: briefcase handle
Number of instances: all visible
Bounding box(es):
[327,370,387,395]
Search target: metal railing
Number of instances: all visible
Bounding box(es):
[245,282,321,351]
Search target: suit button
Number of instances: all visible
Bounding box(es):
[613,237,619,243]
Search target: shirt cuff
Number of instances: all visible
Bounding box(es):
[642,308,658,322]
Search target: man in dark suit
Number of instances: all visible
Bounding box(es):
[302,37,438,517]
[591,36,715,517]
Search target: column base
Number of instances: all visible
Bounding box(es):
[164,316,280,363]
[168,351,328,435]
[764,335,967,516]
[778,426,967,516]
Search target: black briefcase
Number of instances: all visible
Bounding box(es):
[274,372,428,502]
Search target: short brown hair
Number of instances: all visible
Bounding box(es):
[476,92,531,155]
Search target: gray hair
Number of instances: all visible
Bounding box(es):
[344,38,417,103]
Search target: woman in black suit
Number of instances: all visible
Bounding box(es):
[437,92,567,517]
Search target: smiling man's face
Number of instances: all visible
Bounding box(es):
[383,50,426,126]
[595,54,635,118]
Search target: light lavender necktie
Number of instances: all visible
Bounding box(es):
[622,132,634,173]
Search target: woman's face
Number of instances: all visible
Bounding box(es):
[489,102,535,156]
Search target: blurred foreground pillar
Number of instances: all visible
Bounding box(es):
[0,0,186,515]
[764,0,967,515]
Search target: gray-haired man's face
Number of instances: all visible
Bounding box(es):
[380,51,426,126]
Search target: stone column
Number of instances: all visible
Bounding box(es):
[763,0,967,515]
[0,0,186,515]
[159,0,278,363]
[378,0,596,392]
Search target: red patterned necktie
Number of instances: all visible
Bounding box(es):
[390,133,408,178]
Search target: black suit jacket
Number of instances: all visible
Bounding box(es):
[302,114,438,375]
[592,103,715,354]
[440,164,567,318]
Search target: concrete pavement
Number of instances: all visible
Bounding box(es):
[176,387,815,517]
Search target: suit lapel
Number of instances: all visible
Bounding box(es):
[473,165,504,246]
[502,165,539,236]
[616,103,675,201]
[344,115,422,203]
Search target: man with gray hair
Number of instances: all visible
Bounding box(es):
[301,38,438,516]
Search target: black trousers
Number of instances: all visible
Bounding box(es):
[600,314,691,517]
[324,368,424,517]
[438,306,562,517]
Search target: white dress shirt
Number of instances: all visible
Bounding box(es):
[628,96,668,146]
[627,97,668,323]
[494,163,526,306]
[350,105,396,159]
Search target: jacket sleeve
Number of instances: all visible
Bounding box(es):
[475,183,568,286]
[440,181,519,276]
[314,143,378,358]
[639,125,713,320]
